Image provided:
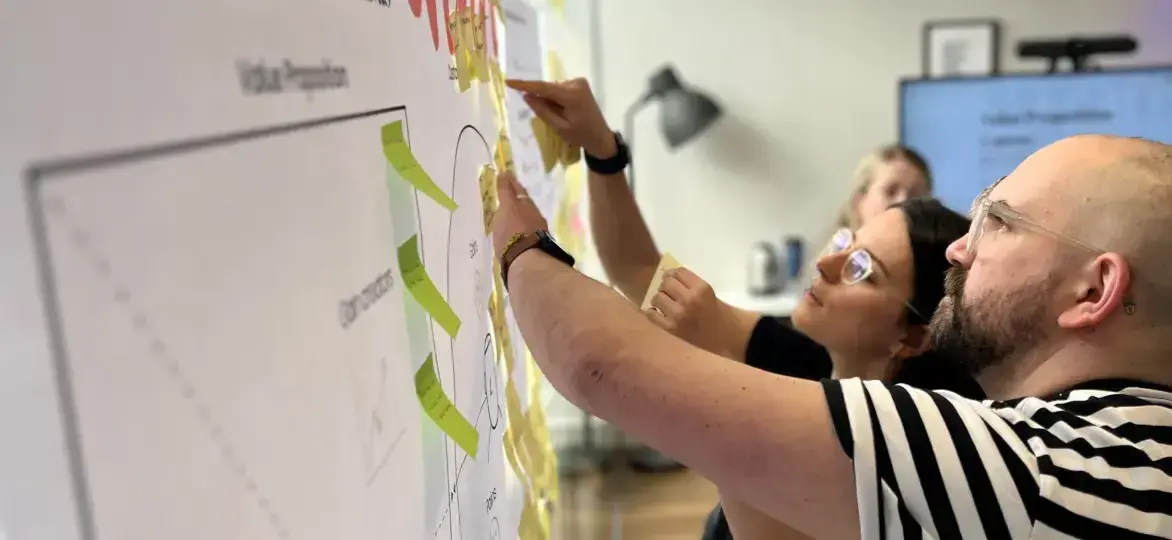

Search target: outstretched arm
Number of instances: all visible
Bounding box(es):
[490,173,860,540]
[506,77,660,301]
[585,156,661,301]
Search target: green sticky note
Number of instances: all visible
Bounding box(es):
[381,121,458,211]
[415,356,479,458]
[398,234,462,337]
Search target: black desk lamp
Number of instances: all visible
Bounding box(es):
[622,65,723,193]
[613,66,722,473]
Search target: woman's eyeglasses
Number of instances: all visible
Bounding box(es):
[823,228,926,321]
[825,228,880,285]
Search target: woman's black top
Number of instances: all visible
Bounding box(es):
[700,316,985,540]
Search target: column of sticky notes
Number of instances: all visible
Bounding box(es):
[477,19,559,539]
[381,120,482,460]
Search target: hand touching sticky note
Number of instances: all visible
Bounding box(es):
[399,234,461,337]
[416,356,479,458]
[641,252,682,311]
[381,121,458,210]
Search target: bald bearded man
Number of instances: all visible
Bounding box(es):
[492,127,1172,538]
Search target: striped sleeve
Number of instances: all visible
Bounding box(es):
[822,378,1040,540]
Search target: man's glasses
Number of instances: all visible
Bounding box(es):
[967,197,1102,256]
[824,228,926,321]
[967,195,1136,314]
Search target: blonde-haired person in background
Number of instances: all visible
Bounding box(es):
[837,144,934,231]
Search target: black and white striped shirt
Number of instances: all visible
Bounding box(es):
[823,378,1172,539]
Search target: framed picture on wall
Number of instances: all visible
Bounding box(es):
[923,19,1001,78]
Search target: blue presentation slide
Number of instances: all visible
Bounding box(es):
[901,69,1172,212]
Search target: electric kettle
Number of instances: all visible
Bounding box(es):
[746,242,783,296]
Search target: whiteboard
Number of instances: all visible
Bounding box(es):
[0,0,557,539]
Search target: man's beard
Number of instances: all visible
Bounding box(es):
[928,267,1052,379]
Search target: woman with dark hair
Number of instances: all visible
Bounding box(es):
[668,198,980,540]
[503,77,981,540]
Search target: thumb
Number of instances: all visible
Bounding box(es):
[508,172,530,199]
[497,170,517,202]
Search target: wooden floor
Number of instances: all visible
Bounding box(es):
[554,465,719,540]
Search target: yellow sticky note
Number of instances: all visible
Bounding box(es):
[455,51,473,92]
[519,496,545,540]
[479,165,497,236]
[399,235,462,337]
[489,61,508,128]
[416,356,479,458]
[525,349,543,402]
[489,292,512,372]
[505,380,526,427]
[641,252,682,310]
[453,8,487,82]
[521,410,547,478]
[499,321,515,375]
[546,51,565,81]
[526,396,560,502]
[489,60,506,98]
[559,138,581,166]
[531,118,558,173]
[382,121,458,211]
[494,132,514,173]
[503,426,526,480]
[449,12,473,92]
[472,14,490,82]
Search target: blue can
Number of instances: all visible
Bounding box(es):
[785,237,803,280]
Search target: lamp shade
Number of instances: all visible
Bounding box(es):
[643,66,722,149]
[659,89,722,149]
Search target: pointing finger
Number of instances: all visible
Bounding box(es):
[506,79,569,102]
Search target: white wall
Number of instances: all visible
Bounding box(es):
[595,0,1172,293]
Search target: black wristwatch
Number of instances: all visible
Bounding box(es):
[500,230,576,291]
[584,131,631,175]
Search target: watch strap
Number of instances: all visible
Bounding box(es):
[500,232,542,291]
[500,230,576,291]
[584,132,630,175]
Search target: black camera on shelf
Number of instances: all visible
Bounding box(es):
[1018,35,1137,73]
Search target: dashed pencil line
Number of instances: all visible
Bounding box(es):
[44,196,292,539]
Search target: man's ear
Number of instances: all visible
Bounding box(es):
[893,324,930,360]
[1057,252,1131,329]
